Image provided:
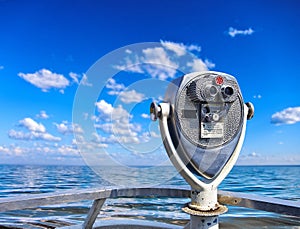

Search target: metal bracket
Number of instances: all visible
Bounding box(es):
[82,198,106,229]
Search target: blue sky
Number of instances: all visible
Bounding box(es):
[0,0,299,166]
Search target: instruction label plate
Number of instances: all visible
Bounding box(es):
[201,122,224,138]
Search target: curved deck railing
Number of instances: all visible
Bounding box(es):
[0,186,299,228]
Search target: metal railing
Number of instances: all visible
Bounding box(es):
[0,186,299,228]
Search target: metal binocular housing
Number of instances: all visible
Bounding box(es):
[151,71,254,189]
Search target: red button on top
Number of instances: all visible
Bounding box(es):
[215,76,224,85]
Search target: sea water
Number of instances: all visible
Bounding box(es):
[0,165,299,228]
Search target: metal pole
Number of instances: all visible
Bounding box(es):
[183,188,227,229]
[190,215,218,229]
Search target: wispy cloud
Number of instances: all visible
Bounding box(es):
[271,107,300,125]
[18,69,69,93]
[0,145,10,153]
[141,113,150,119]
[237,152,300,165]
[19,118,46,133]
[253,94,262,99]
[187,58,215,72]
[8,129,61,142]
[160,40,201,56]
[69,72,80,84]
[57,144,80,156]
[0,145,26,156]
[95,99,141,144]
[119,90,145,104]
[114,40,214,80]
[95,99,122,120]
[105,78,145,104]
[0,65,4,70]
[9,117,61,142]
[36,110,49,119]
[227,27,254,37]
[141,46,179,80]
[54,121,83,135]
[106,78,125,95]
[0,143,81,159]
[69,72,92,86]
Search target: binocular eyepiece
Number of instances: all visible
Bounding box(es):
[221,85,234,97]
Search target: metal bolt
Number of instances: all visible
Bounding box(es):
[150,102,161,121]
[246,102,254,120]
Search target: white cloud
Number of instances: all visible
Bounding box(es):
[160,41,189,56]
[38,132,62,141]
[77,134,109,149]
[11,146,25,156]
[253,94,262,99]
[0,143,83,160]
[111,105,133,121]
[114,40,213,80]
[0,145,9,153]
[0,65,4,70]
[0,145,30,156]
[187,44,202,52]
[54,122,69,134]
[248,152,259,157]
[18,69,70,92]
[8,130,27,140]
[57,145,79,156]
[91,132,108,144]
[119,90,145,104]
[106,78,125,95]
[114,57,144,73]
[160,40,201,56]
[138,131,160,143]
[95,99,132,122]
[8,129,61,142]
[204,59,216,69]
[36,110,49,119]
[109,134,140,144]
[228,27,254,37]
[95,100,114,117]
[69,72,80,84]
[9,117,61,142]
[94,99,143,144]
[237,152,300,165]
[69,72,92,86]
[92,131,136,145]
[150,131,160,138]
[81,74,92,86]
[106,78,145,104]
[141,113,150,119]
[97,122,141,137]
[142,47,178,80]
[54,121,83,135]
[271,107,300,125]
[187,58,209,72]
[19,118,46,133]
